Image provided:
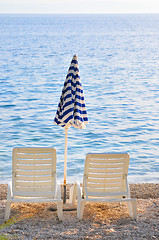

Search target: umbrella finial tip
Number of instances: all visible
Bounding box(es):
[73,54,78,61]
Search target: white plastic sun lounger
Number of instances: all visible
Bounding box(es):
[4,147,63,221]
[70,153,137,220]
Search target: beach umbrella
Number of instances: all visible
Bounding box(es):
[54,54,89,203]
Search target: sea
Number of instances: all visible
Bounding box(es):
[0,14,159,184]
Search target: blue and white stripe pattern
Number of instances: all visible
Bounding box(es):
[54,55,88,129]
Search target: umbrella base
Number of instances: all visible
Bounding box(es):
[50,203,76,212]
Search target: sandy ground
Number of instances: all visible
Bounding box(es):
[0,183,158,240]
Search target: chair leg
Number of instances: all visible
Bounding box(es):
[127,199,137,219]
[77,200,85,220]
[127,201,133,217]
[131,199,137,220]
[57,201,63,221]
[4,201,11,221]
[69,185,73,203]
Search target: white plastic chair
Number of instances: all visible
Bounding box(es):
[4,147,63,221]
[70,153,137,220]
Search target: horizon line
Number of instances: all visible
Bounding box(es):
[0,12,159,15]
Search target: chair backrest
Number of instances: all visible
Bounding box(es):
[82,153,129,199]
[12,147,57,198]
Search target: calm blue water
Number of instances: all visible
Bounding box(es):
[0,14,159,184]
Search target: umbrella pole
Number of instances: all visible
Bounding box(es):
[63,127,68,203]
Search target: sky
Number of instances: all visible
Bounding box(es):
[0,0,159,14]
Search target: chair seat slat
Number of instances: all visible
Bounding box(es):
[17,165,52,170]
[16,170,52,176]
[87,172,123,178]
[90,159,126,164]
[88,168,124,173]
[16,181,53,187]
[17,153,52,159]
[87,177,123,183]
[89,163,125,168]
[87,182,123,188]
[14,190,54,196]
[16,175,53,181]
[17,159,52,164]
[15,187,53,192]
[15,148,54,153]
[87,187,124,194]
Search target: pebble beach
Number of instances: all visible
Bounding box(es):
[0,183,158,239]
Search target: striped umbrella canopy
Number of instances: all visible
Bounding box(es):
[54,54,88,203]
